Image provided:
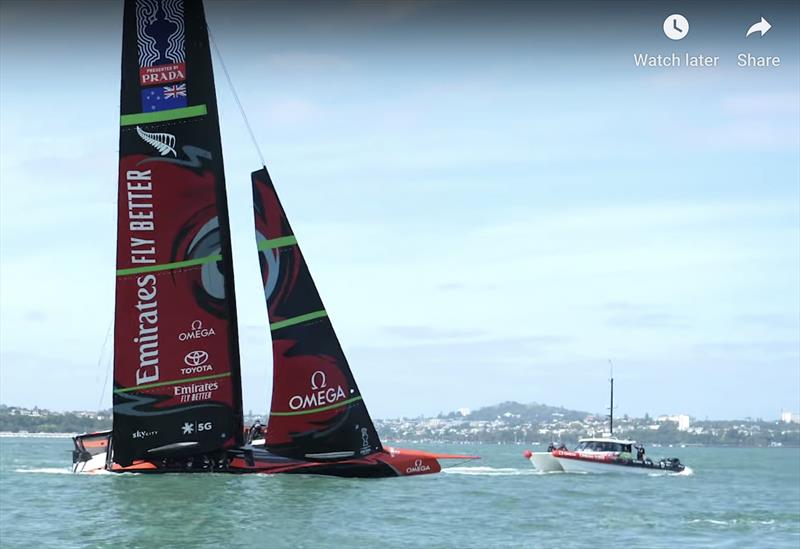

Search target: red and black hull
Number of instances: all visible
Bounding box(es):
[73,432,475,478]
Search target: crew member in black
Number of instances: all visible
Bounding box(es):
[247,419,264,444]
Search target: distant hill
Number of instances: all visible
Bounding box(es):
[444,401,589,422]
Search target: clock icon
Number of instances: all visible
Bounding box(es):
[663,14,689,40]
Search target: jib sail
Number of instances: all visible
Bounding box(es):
[112,0,243,465]
[252,168,383,460]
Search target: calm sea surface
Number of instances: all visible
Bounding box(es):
[1,437,798,548]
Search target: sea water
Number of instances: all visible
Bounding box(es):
[1,437,798,548]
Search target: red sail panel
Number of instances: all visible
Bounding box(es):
[112,0,243,465]
[252,168,383,460]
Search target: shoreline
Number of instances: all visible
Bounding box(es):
[0,432,76,438]
[0,432,796,448]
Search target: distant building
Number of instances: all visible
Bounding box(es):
[457,408,471,417]
[780,411,800,424]
[657,414,691,431]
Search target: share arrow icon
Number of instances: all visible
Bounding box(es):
[746,17,772,37]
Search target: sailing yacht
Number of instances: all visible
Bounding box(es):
[72,0,476,477]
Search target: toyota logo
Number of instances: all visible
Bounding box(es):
[184,350,209,366]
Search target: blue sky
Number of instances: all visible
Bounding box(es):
[1,1,798,419]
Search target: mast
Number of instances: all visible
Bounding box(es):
[608,359,614,436]
[111,0,243,465]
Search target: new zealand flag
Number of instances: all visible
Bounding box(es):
[141,83,188,112]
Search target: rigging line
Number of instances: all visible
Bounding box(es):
[207,26,267,168]
[97,318,114,410]
[444,456,481,469]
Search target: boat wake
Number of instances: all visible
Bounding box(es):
[15,467,76,475]
[443,466,544,476]
[648,466,694,477]
[688,518,775,526]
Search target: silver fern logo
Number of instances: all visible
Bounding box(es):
[136,126,177,157]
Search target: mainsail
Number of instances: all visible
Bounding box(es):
[112,0,243,465]
[252,168,384,460]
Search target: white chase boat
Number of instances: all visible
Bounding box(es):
[552,437,684,474]
[524,372,687,475]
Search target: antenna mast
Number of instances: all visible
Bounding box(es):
[608,359,614,436]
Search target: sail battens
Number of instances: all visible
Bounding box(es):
[120,105,208,126]
[270,396,364,417]
[116,254,222,276]
[114,372,232,394]
[269,310,328,331]
[257,235,297,251]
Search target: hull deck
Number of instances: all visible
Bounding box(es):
[73,434,477,478]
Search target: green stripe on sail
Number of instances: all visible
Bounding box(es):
[270,396,364,417]
[116,254,221,276]
[270,310,328,331]
[120,104,208,126]
[257,235,297,251]
[114,372,231,394]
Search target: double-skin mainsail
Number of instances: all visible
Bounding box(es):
[112,0,242,465]
[112,0,381,466]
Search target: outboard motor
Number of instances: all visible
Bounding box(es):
[667,457,683,470]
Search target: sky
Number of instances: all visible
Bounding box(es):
[0,0,798,420]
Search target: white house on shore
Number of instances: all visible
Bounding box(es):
[657,414,691,431]
[780,411,800,424]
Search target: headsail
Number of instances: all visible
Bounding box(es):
[112,0,243,465]
[252,168,383,460]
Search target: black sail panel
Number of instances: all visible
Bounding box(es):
[112,0,243,466]
[252,168,383,460]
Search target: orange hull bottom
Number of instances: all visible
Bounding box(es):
[98,446,477,478]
